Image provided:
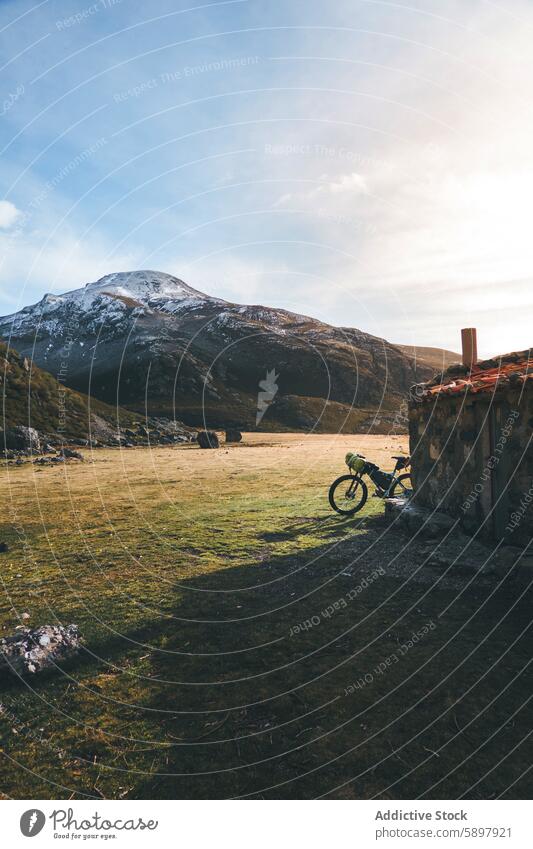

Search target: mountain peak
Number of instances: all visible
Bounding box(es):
[84,270,208,301]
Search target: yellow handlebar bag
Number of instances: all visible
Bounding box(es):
[345,452,366,473]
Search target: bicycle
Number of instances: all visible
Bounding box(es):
[328,452,413,515]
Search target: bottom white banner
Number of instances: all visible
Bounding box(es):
[0,799,530,848]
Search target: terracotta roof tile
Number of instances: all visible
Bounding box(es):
[415,349,533,400]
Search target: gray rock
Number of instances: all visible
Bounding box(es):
[34,456,61,465]
[384,498,455,538]
[2,426,41,452]
[0,624,81,675]
[59,447,84,461]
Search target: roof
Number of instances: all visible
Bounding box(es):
[413,348,533,401]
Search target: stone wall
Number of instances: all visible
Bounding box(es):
[409,383,533,545]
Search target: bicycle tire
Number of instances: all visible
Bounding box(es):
[389,473,413,497]
[329,474,368,515]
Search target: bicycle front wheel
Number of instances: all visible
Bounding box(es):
[329,474,368,515]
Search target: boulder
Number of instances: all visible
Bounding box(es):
[0,624,81,675]
[59,447,84,461]
[2,426,41,453]
[384,498,455,538]
[225,429,242,443]
[197,430,219,449]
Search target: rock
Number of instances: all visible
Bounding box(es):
[225,429,242,443]
[59,447,84,461]
[0,542,8,553]
[2,426,41,453]
[384,498,455,538]
[197,431,219,449]
[0,624,81,675]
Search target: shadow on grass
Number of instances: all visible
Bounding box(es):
[1,514,531,801]
[133,522,533,800]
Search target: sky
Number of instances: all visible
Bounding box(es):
[1,0,533,358]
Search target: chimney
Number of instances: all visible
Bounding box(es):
[461,327,478,370]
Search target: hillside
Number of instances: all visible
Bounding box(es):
[393,343,460,374]
[0,341,140,441]
[0,271,435,433]
[0,341,192,445]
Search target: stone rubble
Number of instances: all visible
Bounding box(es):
[0,624,81,675]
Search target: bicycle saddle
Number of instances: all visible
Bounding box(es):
[392,455,411,469]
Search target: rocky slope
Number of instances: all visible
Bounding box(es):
[0,271,435,433]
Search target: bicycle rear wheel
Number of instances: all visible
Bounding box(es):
[329,474,368,515]
[389,473,413,498]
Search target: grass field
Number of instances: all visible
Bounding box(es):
[0,434,531,799]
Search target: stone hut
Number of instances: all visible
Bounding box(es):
[409,331,533,544]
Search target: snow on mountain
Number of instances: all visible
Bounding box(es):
[0,270,227,341]
[80,270,211,303]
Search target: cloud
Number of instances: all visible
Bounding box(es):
[328,173,368,194]
[273,172,368,208]
[0,201,21,229]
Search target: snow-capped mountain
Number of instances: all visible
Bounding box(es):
[0,270,433,432]
[1,271,225,341]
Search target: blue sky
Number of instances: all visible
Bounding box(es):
[1,0,533,356]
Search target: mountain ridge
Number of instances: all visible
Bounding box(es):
[0,270,437,433]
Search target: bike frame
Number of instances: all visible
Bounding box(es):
[349,457,410,498]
